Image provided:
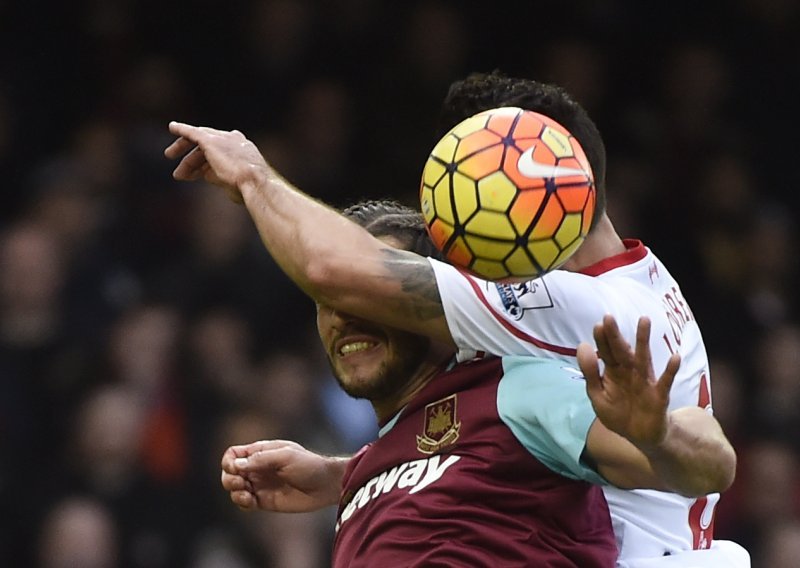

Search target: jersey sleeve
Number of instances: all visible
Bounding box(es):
[496,356,607,485]
[428,258,633,362]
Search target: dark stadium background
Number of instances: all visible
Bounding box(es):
[1,1,798,566]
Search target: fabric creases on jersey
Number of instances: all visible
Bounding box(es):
[429,239,722,562]
[332,356,617,568]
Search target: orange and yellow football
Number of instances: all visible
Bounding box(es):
[420,107,596,281]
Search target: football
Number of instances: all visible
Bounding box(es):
[419,107,596,282]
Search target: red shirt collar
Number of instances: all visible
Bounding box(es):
[577,239,648,276]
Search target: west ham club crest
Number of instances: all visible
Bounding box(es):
[416,394,461,454]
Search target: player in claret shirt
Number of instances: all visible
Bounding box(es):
[219,201,734,568]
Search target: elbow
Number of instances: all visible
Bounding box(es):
[682,443,737,498]
[714,443,737,494]
[705,437,737,495]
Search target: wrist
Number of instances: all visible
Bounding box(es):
[240,165,294,214]
[322,455,350,505]
[634,414,671,456]
[239,167,267,202]
[325,455,350,481]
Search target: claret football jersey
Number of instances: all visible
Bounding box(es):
[332,355,617,568]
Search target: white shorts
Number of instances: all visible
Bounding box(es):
[617,540,750,568]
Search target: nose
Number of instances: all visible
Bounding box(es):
[329,308,353,326]
[318,304,359,327]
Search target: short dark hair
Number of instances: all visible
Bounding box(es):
[437,71,607,226]
[342,200,445,260]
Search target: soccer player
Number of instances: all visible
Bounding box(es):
[220,204,731,567]
[164,73,749,566]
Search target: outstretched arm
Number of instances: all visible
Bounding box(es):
[220,440,350,512]
[577,315,736,497]
[164,123,453,345]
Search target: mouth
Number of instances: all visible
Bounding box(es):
[339,340,377,356]
[334,334,383,359]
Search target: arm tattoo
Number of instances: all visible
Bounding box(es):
[380,248,444,321]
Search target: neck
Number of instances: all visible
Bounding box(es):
[561,213,626,272]
[371,344,454,423]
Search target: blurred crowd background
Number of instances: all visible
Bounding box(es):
[1,0,799,567]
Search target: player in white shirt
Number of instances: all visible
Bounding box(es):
[432,244,718,561]
[427,73,736,564]
[164,72,749,566]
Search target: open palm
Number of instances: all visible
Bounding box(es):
[577,315,680,448]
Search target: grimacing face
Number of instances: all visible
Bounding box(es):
[315,233,431,402]
[316,303,431,402]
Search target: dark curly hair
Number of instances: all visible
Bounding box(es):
[342,199,445,261]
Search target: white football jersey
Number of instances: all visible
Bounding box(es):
[429,239,719,562]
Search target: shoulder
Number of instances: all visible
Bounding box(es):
[500,355,582,380]
[496,356,603,483]
[498,356,586,411]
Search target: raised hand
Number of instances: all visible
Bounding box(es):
[164,122,273,203]
[576,315,681,449]
[220,439,348,513]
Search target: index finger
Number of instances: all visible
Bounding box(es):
[240,446,300,472]
[168,121,229,140]
[239,439,301,456]
[221,440,301,470]
[168,121,200,137]
[221,445,252,473]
